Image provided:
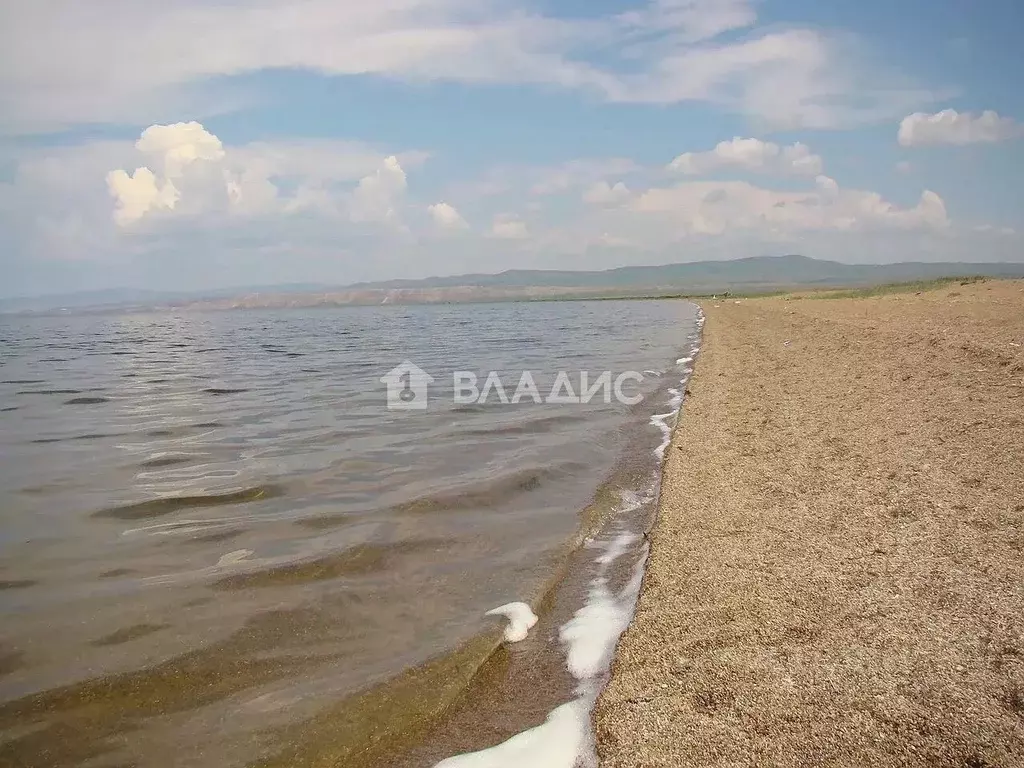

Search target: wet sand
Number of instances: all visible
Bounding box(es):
[596,279,1024,766]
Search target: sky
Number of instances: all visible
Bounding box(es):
[0,0,1022,297]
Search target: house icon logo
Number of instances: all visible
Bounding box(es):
[380,361,435,410]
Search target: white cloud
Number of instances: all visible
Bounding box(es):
[103,122,220,224]
[105,124,419,225]
[106,122,229,225]
[668,137,823,177]
[349,156,408,224]
[631,177,948,236]
[7,130,1024,300]
[428,202,468,230]
[0,1,935,133]
[599,28,936,128]
[973,224,1017,236]
[583,181,631,205]
[898,109,1023,147]
[490,215,529,239]
[106,167,179,226]
[135,121,225,177]
[616,0,759,44]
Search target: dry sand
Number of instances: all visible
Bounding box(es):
[595,279,1024,767]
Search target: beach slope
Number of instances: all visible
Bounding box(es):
[595,279,1024,767]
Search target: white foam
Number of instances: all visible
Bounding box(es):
[650,409,676,460]
[675,355,692,365]
[432,696,595,768]
[561,579,630,681]
[435,499,652,768]
[595,531,639,566]
[485,602,539,643]
[215,549,253,567]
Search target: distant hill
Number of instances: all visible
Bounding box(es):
[0,283,335,314]
[347,254,1024,291]
[4,256,1023,313]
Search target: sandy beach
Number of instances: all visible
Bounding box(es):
[595,279,1024,767]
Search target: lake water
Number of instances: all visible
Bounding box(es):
[0,299,700,767]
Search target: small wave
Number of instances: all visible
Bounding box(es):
[145,422,222,438]
[92,484,283,520]
[17,388,81,395]
[457,413,584,437]
[139,453,197,469]
[0,579,37,590]
[99,568,136,579]
[90,623,168,647]
[210,538,450,590]
[203,387,249,395]
[65,396,110,405]
[31,432,118,444]
[1,379,45,384]
[390,465,582,515]
[190,529,244,544]
[449,402,490,414]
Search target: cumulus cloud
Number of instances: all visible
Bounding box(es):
[105,124,420,225]
[106,167,179,226]
[349,156,408,224]
[490,215,529,239]
[106,121,226,225]
[583,181,631,205]
[428,202,468,230]
[898,109,1023,147]
[668,137,823,177]
[135,121,225,177]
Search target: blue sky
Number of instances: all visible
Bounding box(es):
[0,0,1021,297]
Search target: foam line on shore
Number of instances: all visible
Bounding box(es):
[433,307,703,768]
[434,510,650,768]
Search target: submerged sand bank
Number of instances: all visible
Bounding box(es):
[596,279,1024,767]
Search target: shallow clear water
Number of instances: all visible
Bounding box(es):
[0,299,699,767]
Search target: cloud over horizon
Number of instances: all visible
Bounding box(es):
[0,1,1021,296]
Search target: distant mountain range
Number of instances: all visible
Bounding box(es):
[4,255,1024,313]
[348,254,1024,291]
